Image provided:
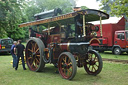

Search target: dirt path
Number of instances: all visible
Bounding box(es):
[103,58,128,64]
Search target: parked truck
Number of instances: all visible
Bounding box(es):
[91,17,128,55]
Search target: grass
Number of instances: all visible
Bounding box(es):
[0,53,128,85]
[100,51,128,60]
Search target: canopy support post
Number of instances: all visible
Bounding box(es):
[37,25,39,32]
[48,23,50,35]
[100,16,102,37]
[83,15,86,36]
[56,22,61,32]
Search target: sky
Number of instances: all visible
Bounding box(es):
[76,0,101,10]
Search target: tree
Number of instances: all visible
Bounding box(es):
[97,0,128,29]
[109,0,128,17]
[0,0,76,39]
[33,0,74,14]
[0,0,26,40]
[22,0,76,38]
[81,6,88,10]
[97,0,128,17]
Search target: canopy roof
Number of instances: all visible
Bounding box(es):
[19,9,109,28]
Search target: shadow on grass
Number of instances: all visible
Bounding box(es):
[35,65,102,82]
[0,52,11,56]
[37,65,58,74]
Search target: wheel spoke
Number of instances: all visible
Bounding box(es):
[64,69,66,74]
[34,43,37,52]
[95,59,98,62]
[35,48,39,53]
[67,69,71,76]
[68,62,72,65]
[28,49,33,52]
[31,62,34,67]
[31,58,36,67]
[63,56,66,63]
[95,64,99,67]
[92,65,96,71]
[88,64,91,69]
[94,56,96,61]
[67,69,72,74]
[36,55,40,57]
[70,66,72,69]
[28,57,32,60]
[65,56,67,63]
[68,58,70,63]
[35,59,38,68]
[61,62,64,65]
[35,58,39,63]
[31,42,34,52]
[91,65,93,72]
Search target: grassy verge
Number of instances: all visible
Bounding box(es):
[0,54,128,85]
[100,51,128,60]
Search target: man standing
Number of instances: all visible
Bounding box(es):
[15,40,26,70]
[11,41,17,68]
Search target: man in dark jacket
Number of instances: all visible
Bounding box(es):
[15,40,26,70]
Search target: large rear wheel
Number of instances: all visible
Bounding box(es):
[84,50,103,75]
[25,38,45,72]
[58,52,77,80]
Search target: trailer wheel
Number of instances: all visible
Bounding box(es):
[25,38,45,72]
[113,47,121,55]
[58,52,77,80]
[84,50,103,76]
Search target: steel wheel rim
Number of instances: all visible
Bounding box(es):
[59,54,73,79]
[115,48,120,54]
[85,52,100,74]
[26,40,41,71]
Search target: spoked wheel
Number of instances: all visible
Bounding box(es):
[84,50,103,75]
[25,38,45,72]
[58,52,77,80]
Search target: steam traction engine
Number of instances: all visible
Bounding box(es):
[19,9,109,80]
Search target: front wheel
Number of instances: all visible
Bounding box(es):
[84,50,103,75]
[58,52,77,80]
[113,47,121,55]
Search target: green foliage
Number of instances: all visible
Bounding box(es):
[32,0,74,14]
[22,0,75,38]
[0,0,75,39]
[81,6,88,10]
[0,0,26,40]
[109,0,128,17]
[97,0,128,17]
[1,53,128,85]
